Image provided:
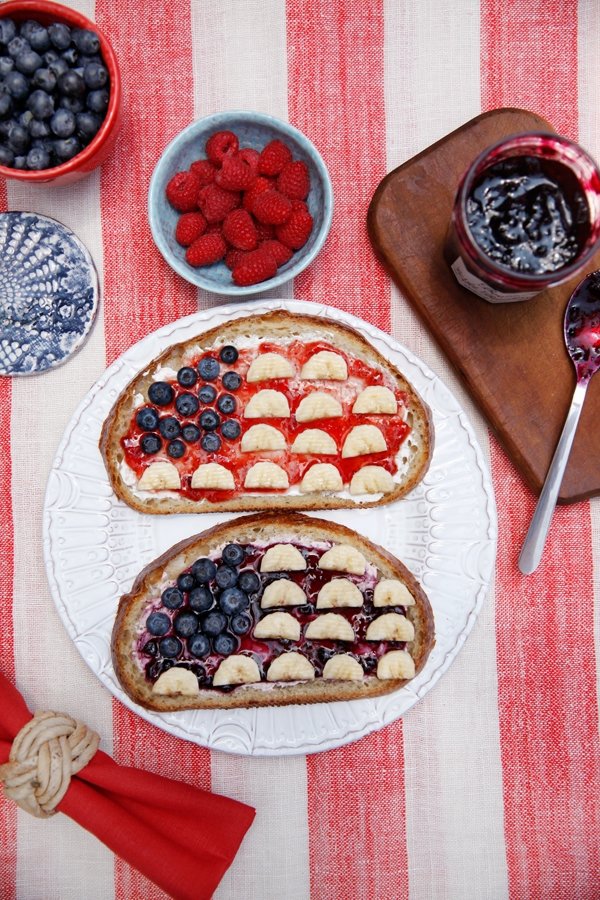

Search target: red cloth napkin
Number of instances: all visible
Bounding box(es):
[0,673,255,900]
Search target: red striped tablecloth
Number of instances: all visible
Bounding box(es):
[1,2,599,898]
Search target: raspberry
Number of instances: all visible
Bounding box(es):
[190,158,216,185]
[277,160,310,200]
[254,220,275,240]
[275,204,313,249]
[242,176,272,212]
[222,208,258,250]
[238,147,260,175]
[198,183,241,223]
[258,139,292,176]
[232,247,278,286]
[251,189,292,225]
[165,170,201,212]
[175,211,207,247]
[205,130,239,166]
[185,233,227,267]
[215,153,256,191]
[225,248,251,270]
[260,239,293,266]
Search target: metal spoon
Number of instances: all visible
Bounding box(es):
[519,270,600,574]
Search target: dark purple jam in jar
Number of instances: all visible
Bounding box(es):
[446,134,600,303]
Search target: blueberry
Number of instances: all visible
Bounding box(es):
[177,572,195,593]
[177,366,197,387]
[175,392,199,417]
[18,110,33,128]
[222,544,246,567]
[297,604,313,616]
[217,393,236,415]
[8,124,29,154]
[238,570,261,594]
[48,57,68,79]
[214,633,238,656]
[28,25,50,54]
[188,633,210,658]
[198,356,220,381]
[60,46,79,67]
[142,639,158,656]
[48,23,72,51]
[199,409,220,431]
[50,108,75,138]
[316,647,334,665]
[202,610,227,636]
[0,19,17,46]
[231,613,252,635]
[86,88,108,113]
[13,154,26,169]
[75,110,101,139]
[4,70,29,100]
[159,636,182,658]
[219,345,239,364]
[27,89,54,118]
[191,557,217,584]
[146,611,171,636]
[53,136,80,160]
[29,118,49,138]
[15,49,42,75]
[58,94,85,114]
[7,36,30,60]
[173,610,199,638]
[148,381,174,406]
[136,406,159,431]
[57,69,85,97]
[161,586,184,609]
[198,383,217,404]
[167,439,185,459]
[26,146,49,169]
[0,93,12,118]
[42,49,59,65]
[0,119,11,138]
[222,371,242,391]
[182,423,200,443]
[200,432,221,453]
[83,61,107,89]
[215,566,238,590]
[140,433,162,455]
[158,416,181,440]
[188,586,213,613]
[218,587,249,615]
[222,421,243,442]
[21,20,44,42]
[0,145,13,166]
[0,57,14,76]
[72,28,100,55]
[32,67,56,92]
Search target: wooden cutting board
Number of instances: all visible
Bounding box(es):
[368,107,600,504]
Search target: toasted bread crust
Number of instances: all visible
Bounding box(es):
[112,512,435,711]
[100,310,433,514]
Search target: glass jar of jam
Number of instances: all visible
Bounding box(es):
[445,133,600,303]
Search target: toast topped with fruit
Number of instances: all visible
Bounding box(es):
[112,513,435,710]
[100,310,433,513]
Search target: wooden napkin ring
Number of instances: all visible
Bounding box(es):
[0,710,99,819]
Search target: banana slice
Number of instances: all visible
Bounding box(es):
[291,428,337,455]
[267,652,315,682]
[352,386,398,415]
[322,654,364,681]
[376,650,415,680]
[300,350,348,381]
[254,611,301,641]
[191,463,235,490]
[299,463,343,493]
[341,425,387,458]
[305,613,355,641]
[316,578,364,608]
[247,352,295,383]
[138,461,181,491]
[295,392,342,423]
[244,389,291,418]
[366,613,415,641]
[260,544,307,572]
[318,544,367,575]
[350,465,395,495]
[374,579,415,607]
[213,655,262,686]
[152,667,199,696]
[241,424,286,453]
[261,579,307,608]
[244,461,289,490]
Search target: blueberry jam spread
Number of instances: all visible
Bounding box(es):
[565,271,600,380]
[0,17,109,170]
[137,541,412,691]
[466,156,589,274]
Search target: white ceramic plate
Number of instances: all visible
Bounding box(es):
[43,299,497,756]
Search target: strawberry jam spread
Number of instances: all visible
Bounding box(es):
[137,541,411,690]
[121,340,411,500]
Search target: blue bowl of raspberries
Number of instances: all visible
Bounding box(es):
[148,111,333,295]
[0,0,121,183]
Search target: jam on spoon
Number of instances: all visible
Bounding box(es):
[519,270,600,574]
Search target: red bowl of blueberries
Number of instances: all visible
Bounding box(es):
[0,0,121,184]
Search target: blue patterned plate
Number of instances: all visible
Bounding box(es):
[0,212,99,376]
